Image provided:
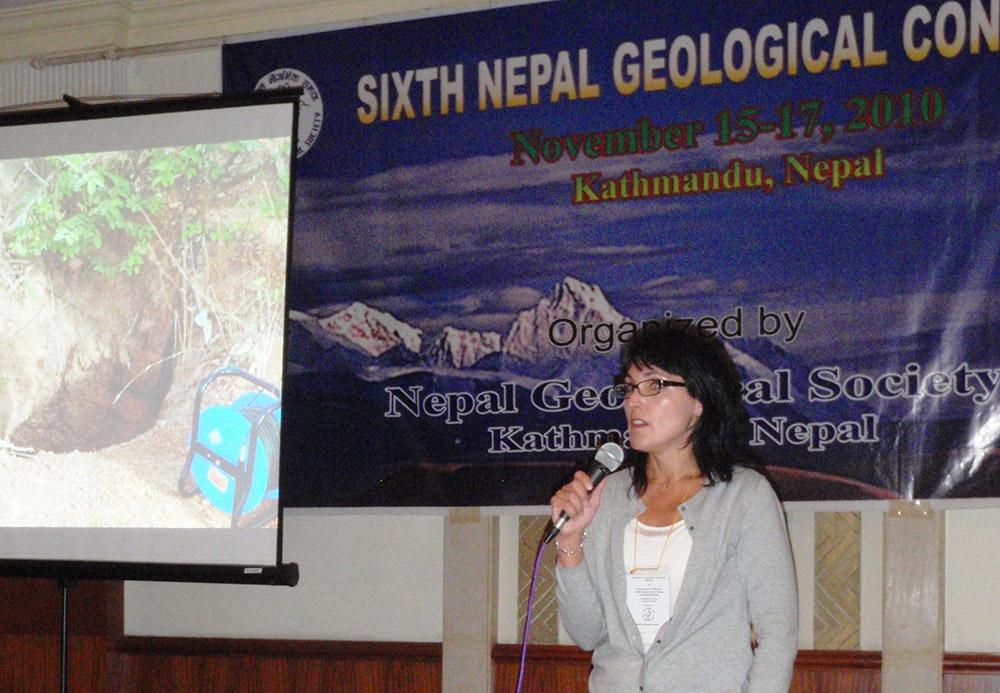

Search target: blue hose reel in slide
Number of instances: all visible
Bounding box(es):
[178,366,280,528]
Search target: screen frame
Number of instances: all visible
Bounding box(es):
[0,90,300,585]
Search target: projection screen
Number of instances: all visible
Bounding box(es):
[0,93,297,580]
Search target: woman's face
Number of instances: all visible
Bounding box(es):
[622,362,703,459]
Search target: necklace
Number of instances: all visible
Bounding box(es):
[650,471,702,488]
[630,482,694,574]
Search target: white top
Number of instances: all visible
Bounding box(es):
[623,517,693,650]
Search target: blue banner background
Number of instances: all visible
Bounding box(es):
[224,0,1000,506]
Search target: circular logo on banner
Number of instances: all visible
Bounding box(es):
[255,68,324,158]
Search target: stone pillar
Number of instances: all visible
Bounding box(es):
[882,500,943,692]
[442,508,498,693]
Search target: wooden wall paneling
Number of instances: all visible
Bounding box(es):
[493,647,1000,693]
[790,650,881,693]
[111,638,443,693]
[943,654,1000,693]
[0,633,117,693]
[492,643,591,692]
[493,646,888,693]
[0,577,122,635]
[1,631,998,691]
[0,577,122,693]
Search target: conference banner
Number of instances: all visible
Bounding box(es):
[223,0,1000,507]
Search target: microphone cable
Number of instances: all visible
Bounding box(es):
[516,442,620,690]
[515,536,548,693]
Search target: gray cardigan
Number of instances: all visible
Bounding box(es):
[556,466,798,693]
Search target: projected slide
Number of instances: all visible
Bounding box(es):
[0,98,294,567]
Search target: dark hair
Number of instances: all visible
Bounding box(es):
[618,318,749,494]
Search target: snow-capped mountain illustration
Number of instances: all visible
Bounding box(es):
[286,309,420,373]
[317,301,423,357]
[288,276,626,373]
[423,326,502,368]
[505,276,627,362]
[288,277,868,427]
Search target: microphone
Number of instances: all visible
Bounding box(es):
[544,442,624,544]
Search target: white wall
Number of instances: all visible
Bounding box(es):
[945,508,1000,652]
[125,512,445,641]
[128,47,222,97]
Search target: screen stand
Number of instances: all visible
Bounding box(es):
[56,576,75,693]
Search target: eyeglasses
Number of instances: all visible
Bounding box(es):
[611,378,687,399]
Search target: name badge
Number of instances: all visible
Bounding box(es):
[626,573,672,646]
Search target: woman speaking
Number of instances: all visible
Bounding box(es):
[550,319,798,692]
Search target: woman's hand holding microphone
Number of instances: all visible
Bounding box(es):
[548,471,606,567]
